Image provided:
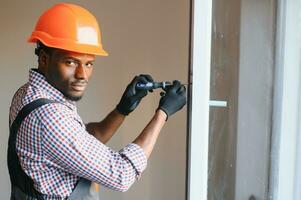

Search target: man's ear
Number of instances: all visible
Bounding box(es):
[38,49,50,73]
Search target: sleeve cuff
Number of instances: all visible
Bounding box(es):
[119,143,147,177]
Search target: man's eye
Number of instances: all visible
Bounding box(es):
[66,60,77,66]
[86,63,94,68]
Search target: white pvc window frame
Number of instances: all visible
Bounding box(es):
[187,0,212,199]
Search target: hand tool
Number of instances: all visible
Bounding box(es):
[136,81,190,90]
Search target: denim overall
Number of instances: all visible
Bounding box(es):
[7,99,99,200]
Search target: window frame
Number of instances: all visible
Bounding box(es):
[187,0,301,199]
[186,0,213,199]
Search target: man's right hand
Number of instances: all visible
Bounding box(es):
[158,80,187,120]
[116,74,154,115]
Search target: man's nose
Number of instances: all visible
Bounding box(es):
[74,65,87,80]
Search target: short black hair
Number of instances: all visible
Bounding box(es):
[35,41,54,56]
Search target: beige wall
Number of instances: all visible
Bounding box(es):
[0,1,189,199]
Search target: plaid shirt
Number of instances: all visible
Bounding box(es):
[9,69,147,199]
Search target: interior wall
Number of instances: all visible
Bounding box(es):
[0,1,189,199]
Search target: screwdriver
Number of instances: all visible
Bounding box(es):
[136,81,171,90]
[136,81,190,90]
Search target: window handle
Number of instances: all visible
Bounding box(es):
[209,100,227,107]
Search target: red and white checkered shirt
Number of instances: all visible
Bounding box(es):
[9,69,147,199]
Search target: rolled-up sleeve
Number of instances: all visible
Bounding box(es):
[37,103,147,192]
[119,143,147,178]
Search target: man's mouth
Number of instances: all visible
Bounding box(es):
[71,83,86,92]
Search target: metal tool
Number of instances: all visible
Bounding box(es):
[136,81,190,90]
[136,81,171,90]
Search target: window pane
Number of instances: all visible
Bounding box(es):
[208,0,276,199]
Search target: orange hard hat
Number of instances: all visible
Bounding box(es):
[28,3,108,56]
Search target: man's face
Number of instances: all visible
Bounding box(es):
[43,49,95,101]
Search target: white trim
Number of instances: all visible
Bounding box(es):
[271,0,301,199]
[187,0,212,199]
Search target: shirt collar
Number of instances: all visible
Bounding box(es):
[29,68,77,110]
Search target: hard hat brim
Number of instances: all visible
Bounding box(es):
[28,32,108,56]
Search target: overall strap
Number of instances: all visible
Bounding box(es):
[7,98,56,200]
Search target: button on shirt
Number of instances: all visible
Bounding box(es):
[9,69,147,199]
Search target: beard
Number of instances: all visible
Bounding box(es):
[63,92,83,101]
[66,95,83,101]
[62,81,87,102]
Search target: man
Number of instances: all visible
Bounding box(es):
[7,3,186,200]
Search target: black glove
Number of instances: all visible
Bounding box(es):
[116,74,154,115]
[158,80,187,120]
